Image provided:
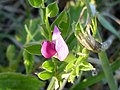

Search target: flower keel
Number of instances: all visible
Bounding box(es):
[41,41,57,58]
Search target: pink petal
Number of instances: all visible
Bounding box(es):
[52,25,61,41]
[41,41,57,58]
[55,35,69,61]
[52,26,69,61]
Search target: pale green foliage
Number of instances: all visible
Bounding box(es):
[23,50,34,74]
[46,2,59,18]
[28,0,42,8]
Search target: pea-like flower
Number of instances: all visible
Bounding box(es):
[41,26,69,61]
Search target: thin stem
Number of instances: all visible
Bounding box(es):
[97,31,117,90]
[0,33,22,48]
[40,1,52,40]
[47,77,56,90]
[45,12,52,41]
[76,71,83,84]
[70,71,83,90]
[59,74,70,90]
[98,52,117,90]
[47,58,57,90]
[41,0,45,7]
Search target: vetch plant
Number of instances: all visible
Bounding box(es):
[22,0,120,90]
[1,0,120,90]
[41,25,69,61]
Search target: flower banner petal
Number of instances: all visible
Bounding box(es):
[52,25,61,41]
[55,34,69,61]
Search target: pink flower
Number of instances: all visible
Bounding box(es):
[41,26,69,61]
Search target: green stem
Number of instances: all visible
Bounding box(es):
[47,77,56,90]
[76,71,83,84]
[97,30,117,90]
[59,74,70,90]
[70,71,83,90]
[40,1,52,40]
[45,12,52,41]
[98,52,117,90]
[41,0,45,7]
[47,58,57,90]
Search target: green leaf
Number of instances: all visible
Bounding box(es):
[51,11,67,29]
[69,75,75,83]
[42,61,55,72]
[64,53,76,63]
[75,57,85,65]
[0,72,44,90]
[25,24,34,43]
[65,60,75,72]
[91,17,97,37]
[66,3,83,50]
[75,22,84,34]
[69,3,82,23]
[46,2,59,18]
[67,37,77,50]
[24,42,41,55]
[28,0,42,8]
[79,62,95,71]
[37,71,53,80]
[25,18,46,41]
[6,45,19,71]
[6,45,17,67]
[76,66,80,76]
[23,50,34,74]
[59,14,70,38]
[51,11,70,38]
[98,14,120,39]
[68,70,76,83]
[40,23,49,39]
